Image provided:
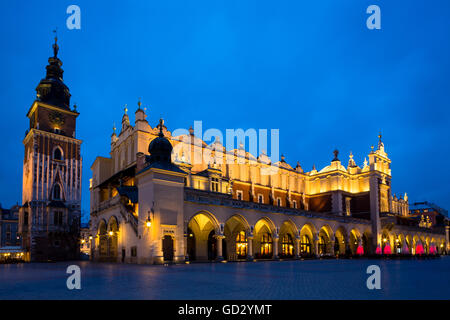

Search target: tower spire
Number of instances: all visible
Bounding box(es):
[158,118,164,137]
[52,28,59,58]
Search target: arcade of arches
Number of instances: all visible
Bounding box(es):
[179,211,447,262]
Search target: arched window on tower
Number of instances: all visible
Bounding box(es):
[53,148,63,161]
[53,184,62,200]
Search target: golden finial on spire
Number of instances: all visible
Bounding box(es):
[124,104,128,114]
[137,98,142,109]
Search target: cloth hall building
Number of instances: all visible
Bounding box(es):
[89,105,449,264]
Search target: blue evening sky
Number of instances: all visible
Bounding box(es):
[1,0,449,221]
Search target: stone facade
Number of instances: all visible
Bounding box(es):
[0,205,20,247]
[89,106,448,263]
[18,38,82,262]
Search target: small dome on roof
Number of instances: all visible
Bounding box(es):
[148,119,173,164]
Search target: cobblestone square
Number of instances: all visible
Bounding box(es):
[1,257,449,300]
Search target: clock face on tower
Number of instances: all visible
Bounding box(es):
[49,111,65,128]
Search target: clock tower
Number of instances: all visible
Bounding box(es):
[19,36,82,261]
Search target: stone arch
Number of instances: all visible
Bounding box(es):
[97,219,108,259]
[299,223,316,257]
[223,214,251,261]
[334,226,348,256]
[106,216,119,260]
[187,211,221,261]
[318,224,333,256]
[279,220,298,258]
[254,217,276,259]
[425,236,431,254]
[52,145,64,161]
[394,233,405,254]
[405,234,413,253]
[349,228,362,255]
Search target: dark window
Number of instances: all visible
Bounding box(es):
[23,212,28,226]
[258,195,263,204]
[53,148,63,160]
[131,246,137,257]
[53,184,61,200]
[54,211,63,226]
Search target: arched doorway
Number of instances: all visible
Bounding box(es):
[162,235,174,261]
[300,235,311,255]
[299,224,316,257]
[279,221,297,259]
[349,229,360,255]
[187,211,220,261]
[394,234,403,254]
[334,227,347,256]
[281,233,294,258]
[98,220,107,258]
[254,218,275,259]
[224,215,250,261]
[318,225,332,255]
[235,231,247,259]
[260,233,273,258]
[106,217,119,261]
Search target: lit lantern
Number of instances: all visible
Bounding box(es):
[109,231,113,236]
[146,217,152,228]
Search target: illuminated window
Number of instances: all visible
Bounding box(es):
[235,231,247,258]
[281,234,294,257]
[260,233,273,258]
[211,178,219,192]
[300,235,311,254]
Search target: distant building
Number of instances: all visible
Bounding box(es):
[409,202,448,229]
[0,204,25,262]
[18,36,82,262]
[0,205,21,247]
[80,222,91,257]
